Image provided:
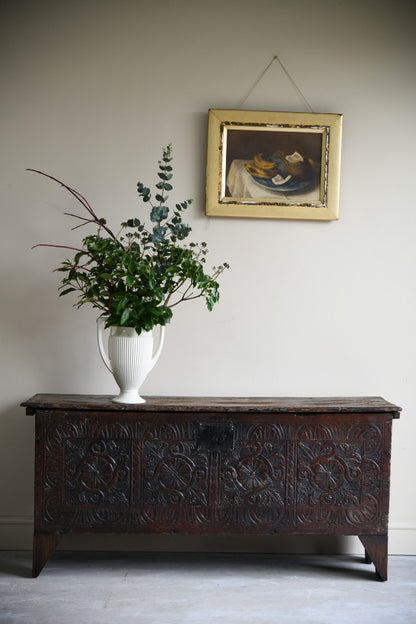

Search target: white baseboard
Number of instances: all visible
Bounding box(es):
[387,523,416,556]
[1,516,415,555]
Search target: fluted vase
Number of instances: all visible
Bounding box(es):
[97,319,165,404]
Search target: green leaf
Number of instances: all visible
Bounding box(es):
[120,308,131,325]
[150,225,167,243]
[156,181,173,191]
[155,194,167,203]
[126,218,141,228]
[150,206,169,222]
[59,287,77,296]
[157,172,173,181]
[168,222,191,240]
[137,183,150,196]
[74,251,84,264]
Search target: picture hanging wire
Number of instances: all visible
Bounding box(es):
[236,55,314,112]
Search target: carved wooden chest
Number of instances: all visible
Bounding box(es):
[23,395,401,579]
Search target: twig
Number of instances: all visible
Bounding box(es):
[27,168,122,245]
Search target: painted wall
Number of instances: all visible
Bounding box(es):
[1,0,415,554]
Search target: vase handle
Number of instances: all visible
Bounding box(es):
[96,317,113,373]
[151,325,165,369]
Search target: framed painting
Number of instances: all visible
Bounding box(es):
[205,109,342,220]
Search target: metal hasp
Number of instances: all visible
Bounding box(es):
[197,422,235,453]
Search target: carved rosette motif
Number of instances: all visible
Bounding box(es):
[222,447,285,504]
[37,412,389,532]
[65,439,130,505]
[143,440,209,506]
[295,423,384,527]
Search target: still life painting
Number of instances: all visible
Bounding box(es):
[206,109,342,220]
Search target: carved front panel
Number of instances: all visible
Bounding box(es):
[295,422,387,529]
[38,414,137,528]
[217,423,291,527]
[221,423,287,507]
[64,439,131,505]
[37,414,212,530]
[35,410,391,534]
[143,440,209,506]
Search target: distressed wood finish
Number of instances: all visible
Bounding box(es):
[23,395,400,579]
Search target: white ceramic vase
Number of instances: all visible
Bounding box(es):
[96,318,165,404]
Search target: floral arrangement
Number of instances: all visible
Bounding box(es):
[29,145,228,334]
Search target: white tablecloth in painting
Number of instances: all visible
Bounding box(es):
[226,159,320,202]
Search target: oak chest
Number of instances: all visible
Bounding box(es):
[23,395,401,579]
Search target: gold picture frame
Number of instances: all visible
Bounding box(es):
[205,109,342,221]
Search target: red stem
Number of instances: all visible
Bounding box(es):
[27,168,122,245]
[31,243,85,252]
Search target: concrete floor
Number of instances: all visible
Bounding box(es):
[0,552,415,624]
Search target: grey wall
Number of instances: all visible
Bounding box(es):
[1,0,415,553]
